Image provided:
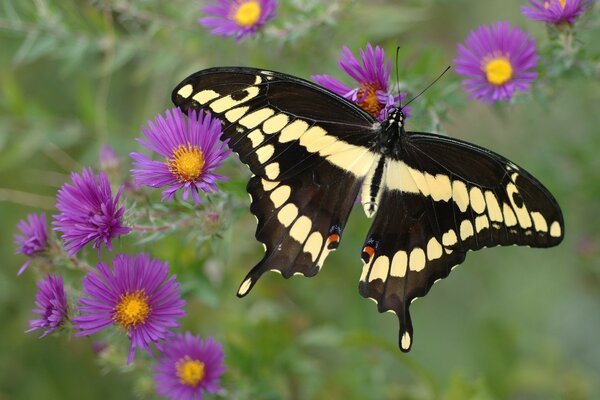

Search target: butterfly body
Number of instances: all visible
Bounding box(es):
[172,67,564,352]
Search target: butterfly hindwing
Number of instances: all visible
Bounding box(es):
[238,164,362,296]
[359,190,468,351]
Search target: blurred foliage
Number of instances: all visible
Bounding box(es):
[1,0,600,399]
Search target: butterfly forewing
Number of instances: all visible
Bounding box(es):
[172,67,377,182]
[172,66,564,352]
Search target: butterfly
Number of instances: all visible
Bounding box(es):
[171,67,564,352]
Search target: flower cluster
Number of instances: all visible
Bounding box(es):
[16,102,230,399]
[12,0,594,397]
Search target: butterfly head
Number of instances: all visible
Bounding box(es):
[388,108,406,130]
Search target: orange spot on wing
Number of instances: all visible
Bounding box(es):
[361,245,375,263]
[327,233,340,245]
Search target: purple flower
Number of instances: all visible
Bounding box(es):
[312,43,409,121]
[73,253,186,364]
[154,332,225,400]
[454,22,538,104]
[130,108,231,205]
[14,213,49,275]
[26,274,68,337]
[199,0,277,41]
[99,144,120,172]
[53,168,131,255]
[521,0,588,24]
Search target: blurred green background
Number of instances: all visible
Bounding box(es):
[1,0,599,399]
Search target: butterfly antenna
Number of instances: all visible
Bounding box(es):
[402,66,451,109]
[395,46,401,109]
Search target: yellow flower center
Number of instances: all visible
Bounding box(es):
[484,57,513,86]
[544,0,566,8]
[113,290,151,329]
[167,144,204,183]
[234,1,262,27]
[176,356,205,387]
[357,83,384,118]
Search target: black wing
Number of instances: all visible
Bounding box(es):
[172,67,376,290]
[359,132,564,351]
[172,67,377,181]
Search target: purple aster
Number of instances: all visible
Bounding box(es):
[73,253,186,364]
[99,144,120,172]
[521,0,589,25]
[199,0,277,41]
[14,213,49,275]
[53,168,131,255]
[26,274,68,337]
[154,332,225,400]
[312,43,410,121]
[454,22,538,104]
[130,108,231,205]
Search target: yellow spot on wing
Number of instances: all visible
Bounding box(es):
[177,84,193,98]
[261,178,279,192]
[426,237,443,260]
[299,126,337,153]
[550,221,562,238]
[442,230,458,246]
[256,144,275,163]
[409,248,426,272]
[425,173,452,201]
[460,220,474,240]
[247,129,264,147]
[279,120,309,142]
[269,185,290,208]
[225,106,249,122]
[503,203,518,227]
[265,163,280,179]
[323,143,376,178]
[530,212,548,233]
[263,114,289,134]
[239,108,275,129]
[452,181,470,212]
[303,232,323,262]
[390,251,407,277]
[469,187,486,214]
[401,332,412,350]
[193,90,219,104]
[277,203,298,227]
[238,278,253,296]
[484,190,503,222]
[369,256,390,282]
[290,216,312,243]
[506,183,532,228]
[475,215,490,232]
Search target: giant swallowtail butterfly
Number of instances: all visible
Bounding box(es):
[172,67,564,352]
